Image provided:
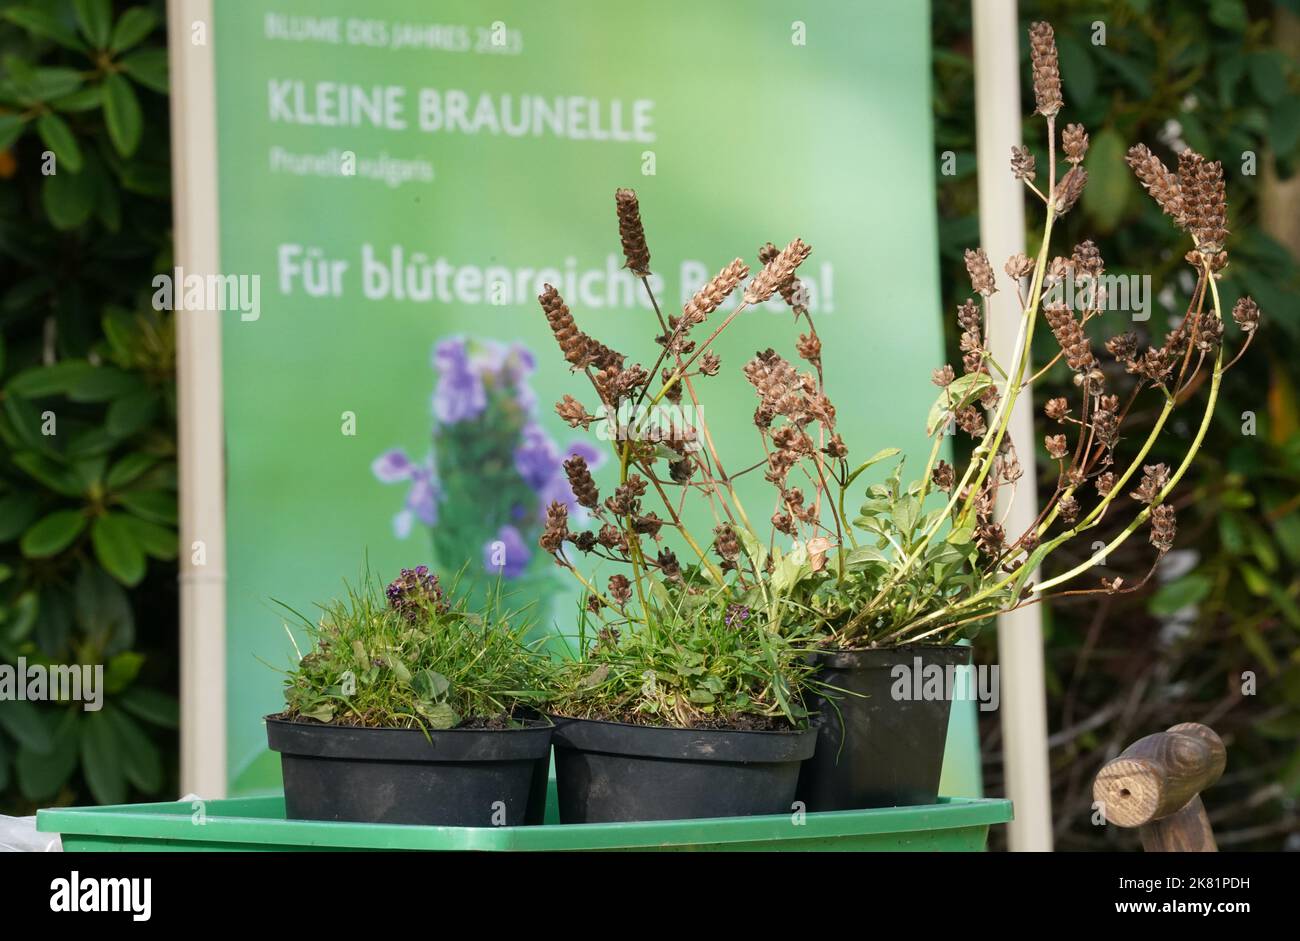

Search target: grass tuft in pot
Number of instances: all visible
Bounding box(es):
[277,565,551,730]
[267,565,555,826]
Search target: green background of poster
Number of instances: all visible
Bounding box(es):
[214,0,979,795]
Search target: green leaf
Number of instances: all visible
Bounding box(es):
[844,544,888,570]
[415,701,459,729]
[12,453,85,497]
[35,112,83,173]
[42,166,96,229]
[16,712,79,800]
[105,452,157,491]
[69,365,140,401]
[103,706,162,792]
[115,489,177,525]
[5,590,39,642]
[3,7,88,51]
[75,563,134,652]
[926,372,992,436]
[412,669,450,700]
[1148,573,1212,616]
[120,49,168,93]
[73,0,112,48]
[845,447,903,485]
[110,7,157,53]
[118,685,177,728]
[6,360,93,397]
[1249,52,1287,104]
[8,67,83,104]
[80,709,127,804]
[1208,0,1249,31]
[107,389,159,436]
[0,700,53,754]
[0,113,30,150]
[20,510,87,558]
[102,73,142,156]
[1082,127,1134,234]
[0,491,42,542]
[92,513,146,585]
[51,85,101,113]
[103,651,145,693]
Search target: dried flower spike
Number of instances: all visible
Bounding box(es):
[1149,504,1177,554]
[556,394,593,429]
[746,239,812,305]
[681,258,749,329]
[1028,22,1063,117]
[932,364,956,388]
[1045,434,1068,460]
[1010,145,1036,181]
[615,188,651,276]
[1053,166,1087,215]
[1005,253,1034,280]
[1126,144,1187,227]
[539,284,589,370]
[963,248,998,296]
[563,454,600,509]
[1232,296,1259,333]
[1062,123,1089,165]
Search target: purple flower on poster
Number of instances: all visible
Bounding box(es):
[376,335,603,585]
[483,525,530,578]
[431,336,488,424]
[371,448,439,538]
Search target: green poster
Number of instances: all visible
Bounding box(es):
[214,0,975,795]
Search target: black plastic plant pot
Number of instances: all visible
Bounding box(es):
[265,716,553,827]
[796,645,974,811]
[550,716,816,824]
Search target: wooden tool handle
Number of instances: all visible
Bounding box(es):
[1093,722,1225,852]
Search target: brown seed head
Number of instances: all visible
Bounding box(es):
[1062,123,1089,165]
[681,258,749,329]
[1126,144,1188,227]
[615,188,651,276]
[563,454,600,509]
[1010,145,1036,181]
[1053,165,1087,215]
[556,394,594,429]
[1149,504,1177,554]
[1028,22,1063,117]
[1005,253,1034,280]
[746,239,812,305]
[1231,296,1259,333]
[963,248,998,296]
[1045,434,1069,459]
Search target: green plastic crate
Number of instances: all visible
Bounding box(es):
[38,783,1011,852]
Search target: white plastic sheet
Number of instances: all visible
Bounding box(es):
[0,815,62,852]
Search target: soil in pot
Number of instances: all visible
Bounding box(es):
[265,715,553,827]
[796,645,973,811]
[550,715,816,823]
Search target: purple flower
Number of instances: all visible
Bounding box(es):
[483,525,530,578]
[371,448,440,538]
[514,423,560,492]
[725,604,751,627]
[432,337,488,424]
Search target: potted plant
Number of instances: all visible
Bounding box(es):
[783,21,1260,810]
[266,566,554,826]
[533,192,823,823]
